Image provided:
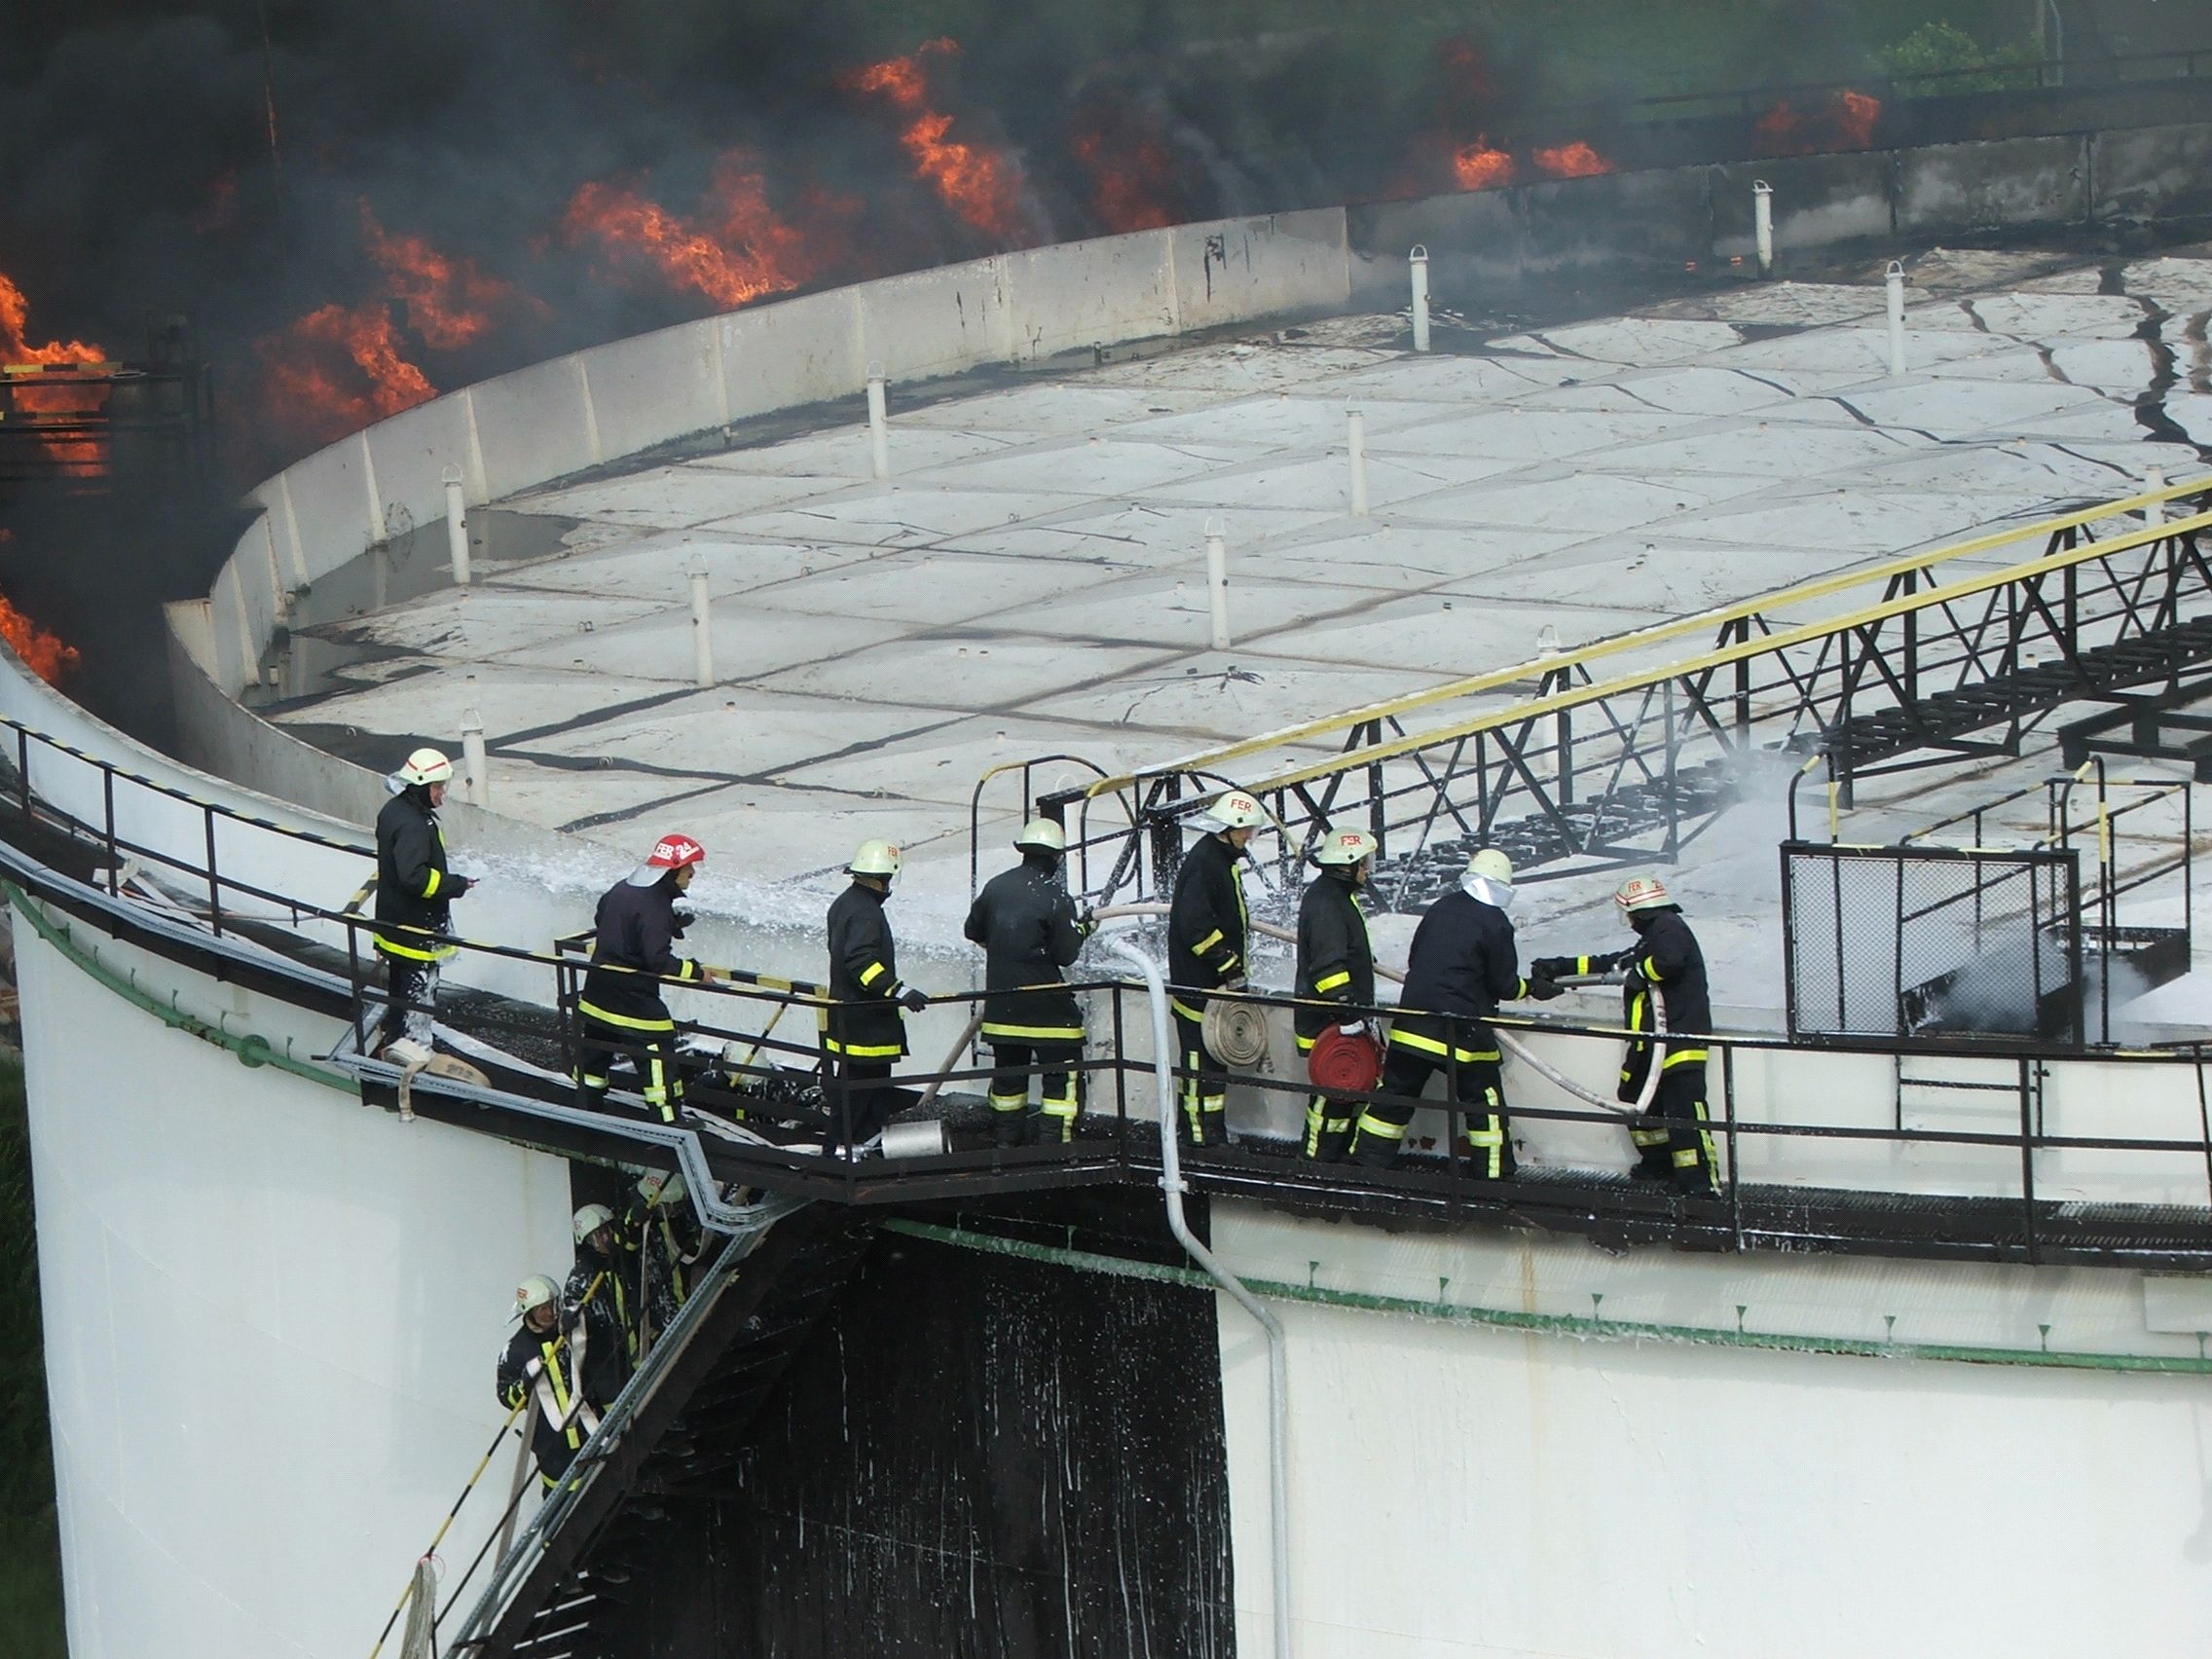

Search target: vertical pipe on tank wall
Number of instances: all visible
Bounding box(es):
[689,560,715,687]
[1886,263,1908,376]
[1099,932,1292,1659]
[866,365,891,480]
[442,464,471,586]
[460,709,488,807]
[1205,522,1232,650]
[2145,464,2166,524]
[1347,410,1370,517]
[1409,246,1431,352]
[1752,180,1775,277]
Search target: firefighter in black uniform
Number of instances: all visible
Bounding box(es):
[1530,873,1718,1195]
[563,1203,636,1405]
[498,1275,598,1490]
[1295,828,1378,1161]
[1349,848,1563,1173]
[964,818,1095,1146]
[575,831,721,1122]
[1166,790,1265,1146]
[627,1169,706,1343]
[826,839,929,1155]
[373,747,472,1063]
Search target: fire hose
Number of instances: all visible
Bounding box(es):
[1090,903,1668,1121]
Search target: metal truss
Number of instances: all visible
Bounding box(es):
[1021,484,2212,914]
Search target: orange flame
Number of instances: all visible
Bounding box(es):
[0,592,81,684]
[1755,90,1882,157]
[839,39,1027,241]
[564,151,829,311]
[0,272,107,369]
[1070,107,1181,233]
[1452,139,1513,191]
[254,302,436,452]
[1532,140,1614,179]
[360,203,535,350]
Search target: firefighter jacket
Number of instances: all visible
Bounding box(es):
[564,1242,636,1406]
[580,873,702,1033]
[827,881,908,1060]
[629,1192,706,1332]
[1167,833,1248,1019]
[498,1315,598,1476]
[1548,909,1711,1100]
[1294,870,1374,1052]
[374,788,458,961]
[964,855,1089,1045]
[1389,888,1529,1063]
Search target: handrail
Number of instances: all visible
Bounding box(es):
[1170,503,2212,803]
[1077,482,2212,799]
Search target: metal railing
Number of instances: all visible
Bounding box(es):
[1012,484,2212,912]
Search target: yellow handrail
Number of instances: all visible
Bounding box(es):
[1081,477,2212,798]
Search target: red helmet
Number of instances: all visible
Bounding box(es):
[627,832,705,886]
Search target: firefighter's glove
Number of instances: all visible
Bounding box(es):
[1528,956,1572,980]
[1223,976,1248,993]
[447,873,474,900]
[670,903,694,938]
[1337,1020,1370,1038]
[1077,906,1097,936]
[1526,976,1566,1001]
[900,986,930,1014]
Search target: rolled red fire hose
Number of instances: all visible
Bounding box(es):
[1307,1022,1383,1097]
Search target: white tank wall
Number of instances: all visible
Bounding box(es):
[14,903,573,1659]
[1209,1202,2212,1657]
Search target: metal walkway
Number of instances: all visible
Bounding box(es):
[997,480,2212,911]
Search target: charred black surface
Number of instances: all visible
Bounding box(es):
[605,1191,1235,1659]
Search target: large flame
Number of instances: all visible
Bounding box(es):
[0,270,111,476]
[1452,139,1513,191]
[360,203,535,350]
[564,151,832,310]
[0,590,81,683]
[0,272,107,368]
[1755,89,1883,157]
[1532,140,1614,180]
[254,302,436,452]
[839,39,1027,241]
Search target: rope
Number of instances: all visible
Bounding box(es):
[366,1397,528,1659]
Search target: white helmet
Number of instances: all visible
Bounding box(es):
[1014,818,1067,854]
[636,1169,687,1206]
[573,1202,615,1244]
[848,839,902,878]
[1467,848,1514,884]
[514,1273,560,1317]
[1313,828,1378,867]
[1197,791,1267,834]
[397,747,454,787]
[1615,874,1674,914]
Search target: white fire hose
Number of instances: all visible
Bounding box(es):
[1092,903,1668,1121]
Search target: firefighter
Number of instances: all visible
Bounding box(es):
[964,819,1095,1147]
[372,747,471,1064]
[826,839,929,1155]
[575,832,722,1122]
[498,1274,597,1490]
[563,1203,636,1405]
[1295,828,1378,1161]
[1166,790,1266,1146]
[628,1169,706,1340]
[1530,873,1718,1196]
[1349,848,1563,1174]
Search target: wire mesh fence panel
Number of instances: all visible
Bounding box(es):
[1784,842,2082,1045]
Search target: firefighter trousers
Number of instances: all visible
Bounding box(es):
[376,954,439,1052]
[1168,1005,1229,1147]
[574,1012,684,1124]
[1631,1065,1718,1195]
[985,1040,1083,1147]
[829,1058,897,1153]
[1350,1048,1515,1179]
